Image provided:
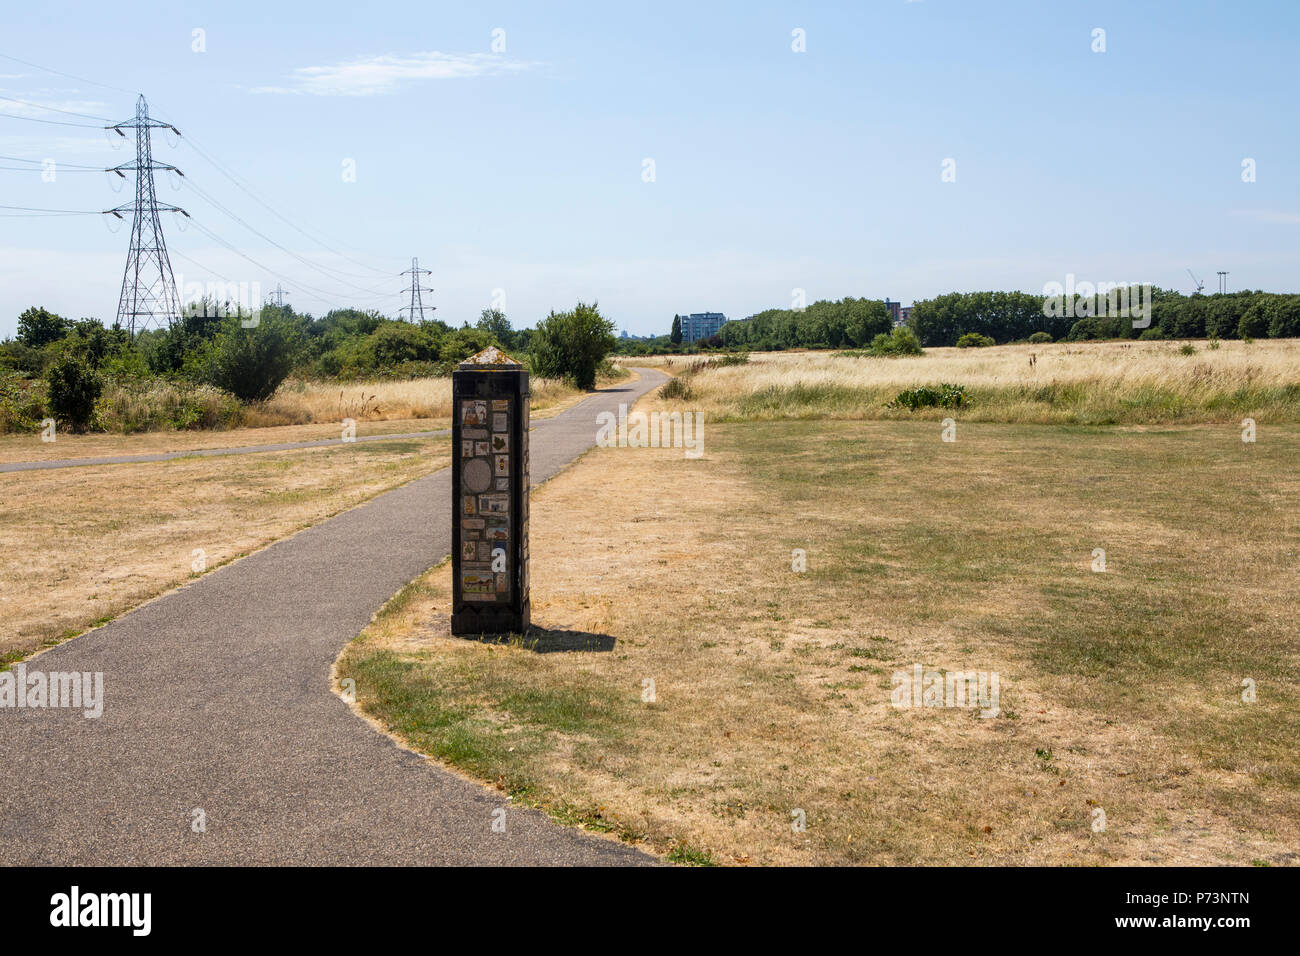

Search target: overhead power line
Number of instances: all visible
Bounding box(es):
[174,129,404,278]
[0,110,104,127]
[184,217,392,311]
[0,50,137,95]
[0,94,112,121]
[0,50,404,315]
[0,154,106,169]
[178,177,393,296]
[0,203,101,214]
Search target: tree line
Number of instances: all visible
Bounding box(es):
[612,288,1300,355]
[1,301,616,433]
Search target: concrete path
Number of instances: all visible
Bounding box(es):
[0,429,449,473]
[0,369,665,865]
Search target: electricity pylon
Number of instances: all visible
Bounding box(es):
[399,257,434,322]
[104,95,189,336]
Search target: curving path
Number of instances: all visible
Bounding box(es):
[0,369,666,865]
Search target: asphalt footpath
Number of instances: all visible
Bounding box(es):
[0,369,666,865]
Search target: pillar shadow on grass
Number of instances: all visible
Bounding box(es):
[460,627,616,654]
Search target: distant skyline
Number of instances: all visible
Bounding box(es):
[2,0,1299,339]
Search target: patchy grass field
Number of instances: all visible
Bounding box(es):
[619,339,1300,425]
[340,374,1300,864]
[0,439,449,663]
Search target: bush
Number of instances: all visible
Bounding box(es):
[1138,327,1165,340]
[1067,315,1131,341]
[659,376,694,400]
[531,301,617,390]
[367,322,439,366]
[438,327,499,366]
[204,315,301,403]
[0,371,45,433]
[45,355,102,432]
[0,340,48,377]
[955,332,996,348]
[1027,331,1053,344]
[887,383,969,410]
[869,327,924,357]
[94,380,240,433]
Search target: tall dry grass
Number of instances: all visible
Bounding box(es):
[649,340,1300,425]
[247,373,607,428]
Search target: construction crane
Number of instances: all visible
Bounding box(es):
[1186,269,1205,295]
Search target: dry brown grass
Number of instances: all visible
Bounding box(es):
[251,373,608,428]
[343,412,1300,866]
[0,418,444,465]
[621,340,1300,425]
[0,438,448,660]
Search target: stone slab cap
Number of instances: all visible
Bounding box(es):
[458,346,523,369]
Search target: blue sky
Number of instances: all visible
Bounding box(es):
[1,0,1297,338]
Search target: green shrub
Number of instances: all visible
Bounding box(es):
[1179,342,1197,355]
[531,301,617,390]
[204,315,301,403]
[0,371,45,433]
[45,355,102,432]
[955,332,996,348]
[1027,331,1053,344]
[437,327,499,366]
[887,383,969,410]
[709,352,750,368]
[1139,327,1164,340]
[869,327,924,357]
[0,340,49,377]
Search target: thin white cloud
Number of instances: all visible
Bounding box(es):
[1231,209,1300,225]
[250,51,537,97]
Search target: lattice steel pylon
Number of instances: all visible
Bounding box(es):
[103,95,189,336]
[399,257,434,322]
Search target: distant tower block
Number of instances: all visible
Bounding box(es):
[451,347,530,636]
[105,95,189,336]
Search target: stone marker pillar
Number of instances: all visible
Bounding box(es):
[451,347,530,635]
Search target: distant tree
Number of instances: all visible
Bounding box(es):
[1267,295,1300,338]
[670,315,682,345]
[439,326,499,365]
[17,306,69,347]
[1238,299,1273,339]
[62,318,129,370]
[531,301,617,390]
[476,308,514,350]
